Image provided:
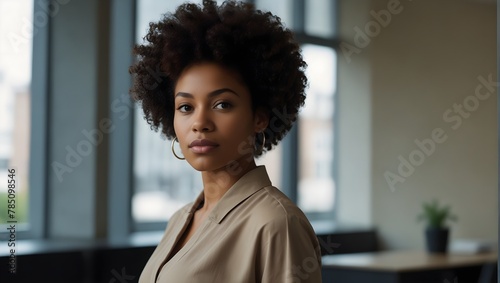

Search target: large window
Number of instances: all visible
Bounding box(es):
[0,0,33,230]
[132,0,338,228]
[255,0,338,221]
[298,44,336,217]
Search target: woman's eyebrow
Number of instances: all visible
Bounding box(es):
[175,88,239,99]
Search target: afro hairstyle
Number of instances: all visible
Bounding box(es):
[129,0,307,156]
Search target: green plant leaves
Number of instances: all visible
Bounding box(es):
[416,199,458,228]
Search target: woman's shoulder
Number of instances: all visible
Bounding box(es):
[246,185,313,231]
[254,185,302,213]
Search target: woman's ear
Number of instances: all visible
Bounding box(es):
[253,107,269,132]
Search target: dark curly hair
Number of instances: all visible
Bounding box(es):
[129,0,307,156]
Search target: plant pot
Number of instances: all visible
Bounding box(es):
[425,227,449,253]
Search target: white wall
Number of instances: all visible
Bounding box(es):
[338,0,497,250]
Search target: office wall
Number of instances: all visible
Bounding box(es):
[369,0,497,249]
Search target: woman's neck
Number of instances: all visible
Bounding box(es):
[199,157,257,212]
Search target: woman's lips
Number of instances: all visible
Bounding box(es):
[188,139,219,154]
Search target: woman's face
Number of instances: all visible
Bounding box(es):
[173,62,267,172]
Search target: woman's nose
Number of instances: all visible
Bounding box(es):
[191,108,214,132]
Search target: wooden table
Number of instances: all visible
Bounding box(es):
[322,250,497,283]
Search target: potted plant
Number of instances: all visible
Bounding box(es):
[417,199,457,253]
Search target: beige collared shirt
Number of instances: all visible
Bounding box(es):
[139,166,322,283]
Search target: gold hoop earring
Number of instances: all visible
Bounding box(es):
[171,137,185,160]
[255,131,266,154]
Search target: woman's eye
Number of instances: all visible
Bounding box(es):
[214,102,232,110]
[177,105,192,112]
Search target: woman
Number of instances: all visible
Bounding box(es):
[130,1,322,282]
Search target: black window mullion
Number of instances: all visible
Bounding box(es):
[281,125,299,204]
[292,0,305,32]
[294,33,340,50]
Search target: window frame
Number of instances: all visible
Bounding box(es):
[0,0,49,240]
[279,0,340,223]
[28,0,50,239]
[107,0,137,242]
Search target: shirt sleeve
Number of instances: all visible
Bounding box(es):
[259,213,322,283]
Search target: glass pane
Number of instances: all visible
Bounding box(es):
[0,0,33,226]
[135,0,245,43]
[133,0,204,223]
[298,44,336,214]
[255,0,293,29]
[305,0,335,38]
[256,143,282,190]
[136,0,203,44]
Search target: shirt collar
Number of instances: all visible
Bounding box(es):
[188,166,272,224]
